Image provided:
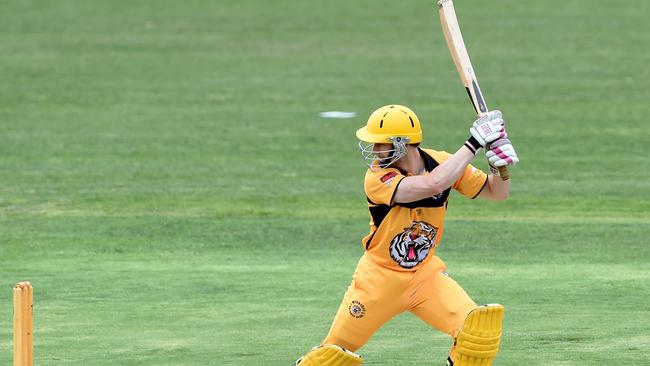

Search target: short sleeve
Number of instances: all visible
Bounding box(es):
[364,168,406,206]
[453,164,488,199]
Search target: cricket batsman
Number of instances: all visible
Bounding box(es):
[292,105,518,366]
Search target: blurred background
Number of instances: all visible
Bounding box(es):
[1,0,648,365]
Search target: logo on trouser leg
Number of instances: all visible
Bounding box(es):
[349,300,366,318]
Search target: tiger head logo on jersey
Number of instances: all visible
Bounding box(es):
[389,221,438,268]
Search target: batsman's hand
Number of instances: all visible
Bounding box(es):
[486,138,519,175]
[470,110,506,147]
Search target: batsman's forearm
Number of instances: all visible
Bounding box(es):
[428,145,475,194]
[392,145,475,204]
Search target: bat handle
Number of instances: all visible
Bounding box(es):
[486,141,510,180]
[498,166,510,181]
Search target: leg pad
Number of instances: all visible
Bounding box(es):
[454,304,504,366]
[293,344,363,366]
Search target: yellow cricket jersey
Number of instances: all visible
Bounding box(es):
[362,148,488,271]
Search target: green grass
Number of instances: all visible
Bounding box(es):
[1,0,649,365]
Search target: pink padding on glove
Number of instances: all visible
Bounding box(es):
[486,138,519,167]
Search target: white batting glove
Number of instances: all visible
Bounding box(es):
[486,138,518,175]
[469,110,506,147]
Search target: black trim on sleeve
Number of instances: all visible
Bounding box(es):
[471,175,489,199]
[366,196,379,205]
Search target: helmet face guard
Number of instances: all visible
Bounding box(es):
[358,136,410,171]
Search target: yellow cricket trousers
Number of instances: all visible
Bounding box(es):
[323,253,476,352]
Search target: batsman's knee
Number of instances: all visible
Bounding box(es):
[448,304,504,366]
[292,344,363,366]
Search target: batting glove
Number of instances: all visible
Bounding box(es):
[469,110,506,147]
[486,138,519,175]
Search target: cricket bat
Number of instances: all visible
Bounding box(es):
[437,0,509,180]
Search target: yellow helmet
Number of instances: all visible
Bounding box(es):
[355,105,422,144]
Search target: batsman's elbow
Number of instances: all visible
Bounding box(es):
[492,190,510,201]
[479,177,510,201]
[480,190,509,201]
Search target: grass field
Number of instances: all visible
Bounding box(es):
[1,0,649,365]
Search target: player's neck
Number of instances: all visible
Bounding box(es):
[396,147,425,176]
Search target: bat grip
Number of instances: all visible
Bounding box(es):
[486,140,510,180]
[498,166,510,181]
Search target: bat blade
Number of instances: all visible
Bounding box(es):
[437,0,509,180]
[438,0,487,116]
